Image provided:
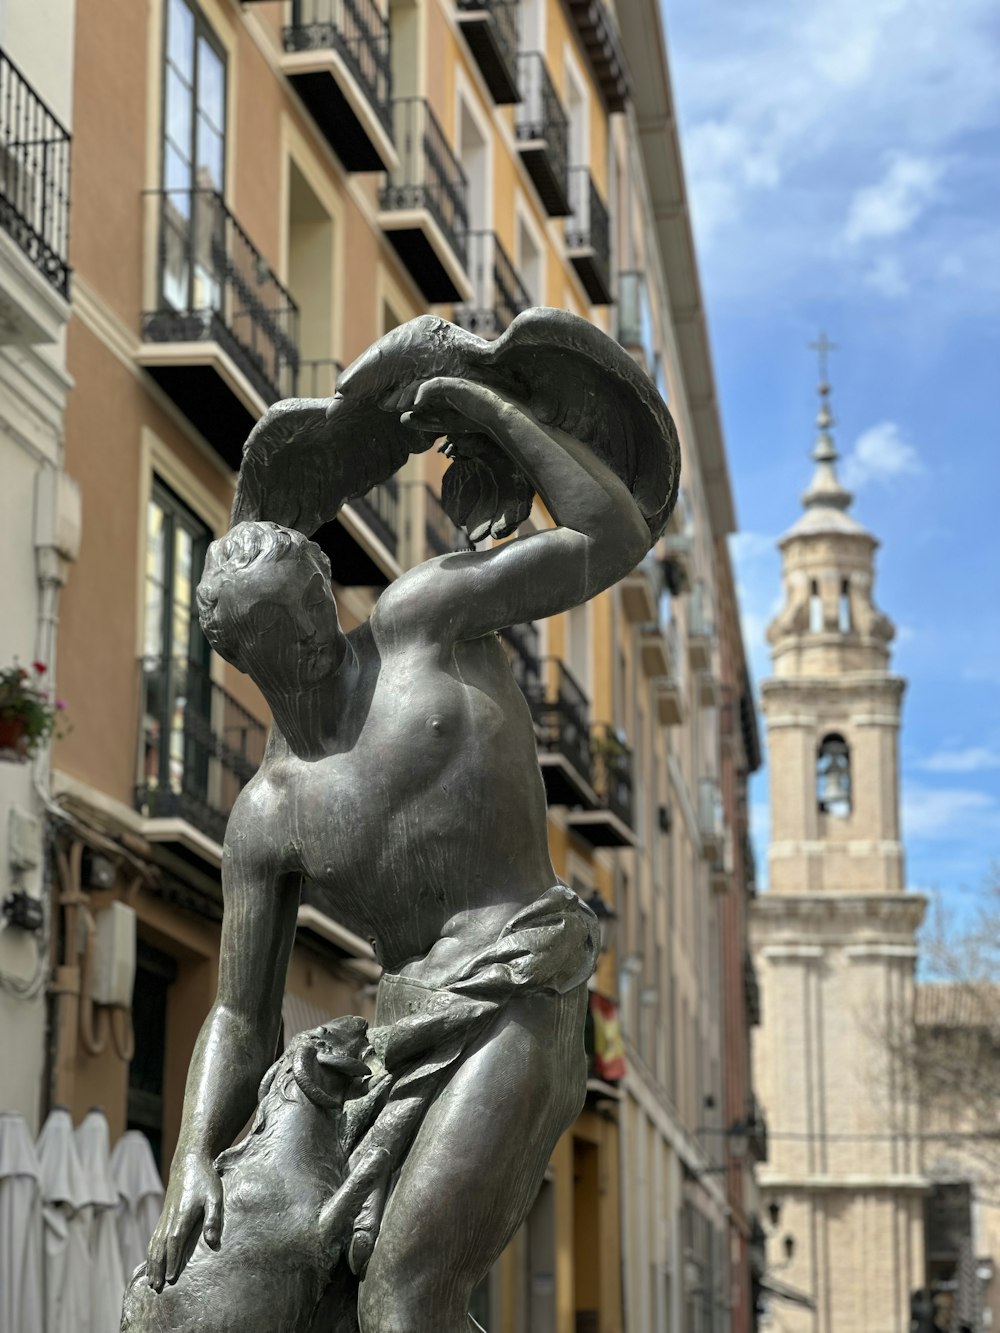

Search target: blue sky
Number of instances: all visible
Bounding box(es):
[662,0,1000,920]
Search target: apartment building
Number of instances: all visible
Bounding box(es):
[0,0,759,1326]
[0,2,79,1127]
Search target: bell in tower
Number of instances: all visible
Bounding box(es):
[816,733,851,818]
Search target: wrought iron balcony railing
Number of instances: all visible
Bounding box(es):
[590,724,634,828]
[297,357,343,397]
[515,52,570,216]
[526,657,592,786]
[500,620,541,696]
[698,776,724,858]
[565,167,611,304]
[0,47,71,298]
[423,484,470,557]
[283,0,392,138]
[135,655,268,847]
[142,188,300,407]
[348,476,399,558]
[617,269,657,371]
[565,0,630,112]
[380,97,469,271]
[455,0,520,104]
[454,229,531,338]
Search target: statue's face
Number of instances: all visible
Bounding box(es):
[245,553,344,686]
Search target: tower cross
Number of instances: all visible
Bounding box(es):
[809,332,838,386]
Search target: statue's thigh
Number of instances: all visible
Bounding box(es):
[365,988,586,1298]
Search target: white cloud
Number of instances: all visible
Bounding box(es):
[667,0,999,302]
[841,421,921,489]
[844,153,943,245]
[902,786,996,840]
[920,747,1000,774]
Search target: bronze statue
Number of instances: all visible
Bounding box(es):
[134,310,679,1332]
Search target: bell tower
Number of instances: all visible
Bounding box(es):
[764,343,903,896]
[750,340,926,1333]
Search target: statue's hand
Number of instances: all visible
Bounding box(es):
[400,376,516,440]
[146,1151,224,1292]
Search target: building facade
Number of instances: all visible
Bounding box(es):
[751,370,927,1332]
[0,0,79,1130]
[0,0,758,1326]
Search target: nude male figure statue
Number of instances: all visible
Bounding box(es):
[143,311,678,1333]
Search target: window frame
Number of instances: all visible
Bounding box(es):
[160,0,228,200]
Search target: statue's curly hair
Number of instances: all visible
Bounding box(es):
[196,521,331,669]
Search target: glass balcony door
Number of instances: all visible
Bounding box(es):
[142,480,212,815]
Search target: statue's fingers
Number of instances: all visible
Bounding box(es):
[203,1182,223,1250]
[146,1234,166,1292]
[164,1208,198,1286]
[318,1146,390,1247]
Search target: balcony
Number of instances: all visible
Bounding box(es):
[744,829,758,895]
[500,620,542,697]
[620,550,663,624]
[139,188,299,469]
[456,0,520,105]
[744,950,762,1027]
[746,1100,768,1164]
[453,229,531,338]
[567,724,636,848]
[617,270,656,375]
[565,168,612,305]
[379,97,472,303]
[687,582,714,672]
[515,53,570,217]
[697,776,724,862]
[0,47,72,344]
[296,356,342,397]
[565,0,630,112]
[421,484,470,557]
[135,655,268,852]
[312,476,401,586]
[525,657,593,807]
[257,0,395,171]
[653,621,685,728]
[710,827,733,892]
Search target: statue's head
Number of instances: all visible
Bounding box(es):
[196,521,345,687]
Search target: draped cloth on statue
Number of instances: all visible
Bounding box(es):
[341,885,599,1250]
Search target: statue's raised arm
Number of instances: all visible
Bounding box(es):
[231,307,679,548]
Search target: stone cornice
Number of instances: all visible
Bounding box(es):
[751,891,927,941]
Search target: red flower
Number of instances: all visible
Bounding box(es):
[32,661,47,674]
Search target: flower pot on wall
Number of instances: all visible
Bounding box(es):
[0,717,30,762]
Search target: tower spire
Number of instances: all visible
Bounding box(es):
[803,332,852,512]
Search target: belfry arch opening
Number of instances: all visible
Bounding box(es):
[809,579,822,632]
[817,733,851,818]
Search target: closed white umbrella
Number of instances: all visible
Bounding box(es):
[35,1107,92,1333]
[108,1131,163,1282]
[0,1111,45,1333]
[75,1110,126,1333]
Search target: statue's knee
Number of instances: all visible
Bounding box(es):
[359,1275,464,1333]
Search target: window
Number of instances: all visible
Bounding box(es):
[163,0,226,197]
[817,732,851,817]
[839,578,852,632]
[142,481,213,809]
[516,210,544,305]
[809,578,822,632]
[127,940,178,1169]
[160,0,227,311]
